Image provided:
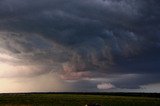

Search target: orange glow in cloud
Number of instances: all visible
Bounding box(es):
[0,53,44,77]
[0,53,69,93]
[0,73,69,93]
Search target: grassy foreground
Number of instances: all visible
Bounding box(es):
[0,93,160,106]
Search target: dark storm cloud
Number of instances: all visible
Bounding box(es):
[113,74,160,89]
[0,0,160,90]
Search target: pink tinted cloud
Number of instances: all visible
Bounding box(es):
[60,63,92,80]
[61,71,92,80]
[97,83,115,90]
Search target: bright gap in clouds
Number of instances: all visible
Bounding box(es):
[0,53,37,77]
[0,53,19,77]
[0,52,69,92]
[0,72,69,93]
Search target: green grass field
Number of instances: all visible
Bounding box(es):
[0,93,160,106]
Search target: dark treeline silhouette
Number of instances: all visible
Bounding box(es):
[1,92,160,98]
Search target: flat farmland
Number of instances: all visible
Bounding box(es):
[0,93,160,106]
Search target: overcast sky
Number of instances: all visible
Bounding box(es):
[0,0,160,93]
